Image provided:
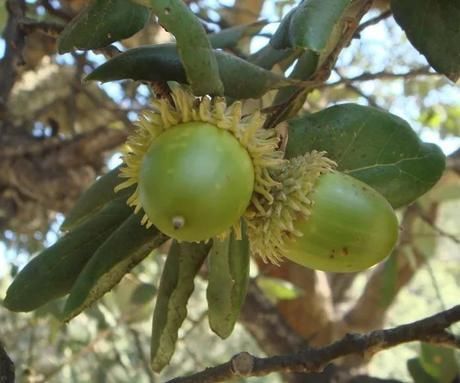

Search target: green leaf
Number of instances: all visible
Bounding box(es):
[111,277,158,324]
[145,0,223,96]
[150,241,209,372]
[85,44,294,99]
[61,166,134,232]
[249,44,300,70]
[273,50,319,104]
[62,214,167,321]
[34,298,66,320]
[256,276,303,302]
[407,358,438,383]
[208,21,268,50]
[270,8,296,49]
[420,343,459,383]
[272,0,351,51]
[130,282,157,305]
[207,226,250,339]
[3,199,132,312]
[58,0,150,53]
[286,104,446,208]
[391,0,460,82]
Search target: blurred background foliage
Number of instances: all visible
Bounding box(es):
[0,0,459,382]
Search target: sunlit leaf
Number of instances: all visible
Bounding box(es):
[257,276,304,302]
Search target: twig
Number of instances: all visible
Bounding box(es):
[422,258,447,311]
[130,329,156,383]
[41,329,113,382]
[335,70,379,107]
[179,310,208,341]
[167,305,460,383]
[354,10,392,36]
[325,66,438,87]
[416,207,460,245]
[262,0,374,129]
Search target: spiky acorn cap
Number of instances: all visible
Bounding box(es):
[115,83,285,239]
[245,151,336,264]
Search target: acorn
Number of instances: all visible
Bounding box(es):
[246,152,399,272]
[115,84,284,242]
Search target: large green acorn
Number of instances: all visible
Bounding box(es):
[138,122,254,241]
[115,84,284,242]
[246,152,399,272]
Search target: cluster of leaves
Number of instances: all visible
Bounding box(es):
[2,0,459,380]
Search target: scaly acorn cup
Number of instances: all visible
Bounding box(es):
[115,84,284,242]
[246,152,399,272]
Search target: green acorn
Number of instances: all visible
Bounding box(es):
[246,152,399,272]
[115,84,284,242]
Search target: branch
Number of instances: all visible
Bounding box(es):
[166,305,460,383]
[263,0,373,128]
[335,70,379,107]
[18,18,64,37]
[325,66,438,87]
[414,204,460,245]
[239,281,307,355]
[41,329,113,382]
[0,0,26,118]
[0,341,15,383]
[240,281,338,383]
[329,272,360,304]
[354,10,392,36]
[130,329,156,383]
[447,148,460,173]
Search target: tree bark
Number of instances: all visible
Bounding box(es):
[0,342,14,383]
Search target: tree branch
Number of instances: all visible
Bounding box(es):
[263,0,373,128]
[414,204,460,245]
[325,66,438,87]
[335,70,379,107]
[18,18,64,38]
[240,281,339,383]
[0,341,15,383]
[0,0,26,118]
[354,10,392,36]
[343,203,438,332]
[166,306,460,383]
[239,281,307,355]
